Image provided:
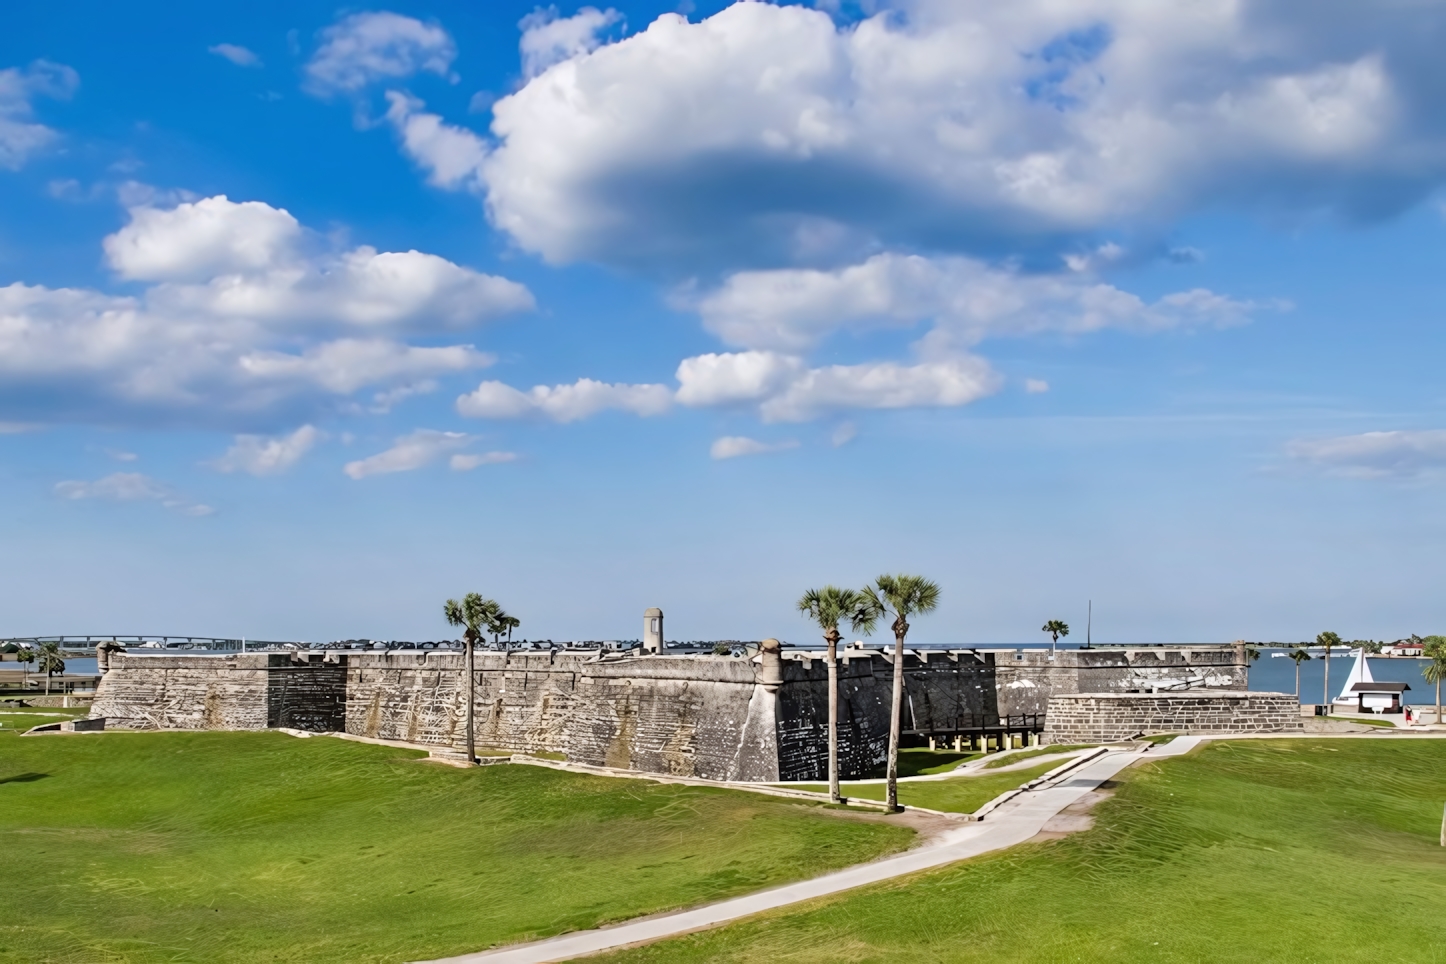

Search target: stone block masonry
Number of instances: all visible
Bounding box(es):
[1042,691,1303,744]
[92,649,998,782]
[92,653,345,732]
[91,645,1259,782]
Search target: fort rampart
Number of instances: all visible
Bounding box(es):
[91,645,1254,781]
[1041,691,1303,743]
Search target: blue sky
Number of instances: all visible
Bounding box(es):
[2,0,1445,645]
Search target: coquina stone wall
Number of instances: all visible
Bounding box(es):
[92,648,997,781]
[995,648,1250,717]
[91,645,1258,781]
[91,653,345,731]
[1041,691,1302,744]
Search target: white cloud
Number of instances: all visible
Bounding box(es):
[0,196,528,427]
[675,349,1001,423]
[304,12,457,96]
[384,92,489,191]
[344,429,471,479]
[519,6,623,79]
[830,422,856,447]
[759,357,1001,423]
[468,2,1446,270]
[369,380,436,414]
[54,472,214,516]
[693,253,1263,353]
[105,195,301,282]
[710,436,799,460]
[104,196,533,332]
[450,450,518,471]
[674,351,803,407]
[238,340,490,395]
[1286,430,1446,478]
[210,425,322,476]
[0,60,79,170]
[1025,379,1050,394]
[456,377,672,423]
[209,44,262,68]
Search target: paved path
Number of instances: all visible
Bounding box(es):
[418,738,1201,964]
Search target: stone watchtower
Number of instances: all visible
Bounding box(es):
[643,608,664,654]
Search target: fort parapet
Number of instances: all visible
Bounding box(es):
[1042,691,1303,743]
[91,644,1256,781]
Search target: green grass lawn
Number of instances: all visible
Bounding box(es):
[857,747,983,778]
[602,739,1446,963]
[981,743,1097,768]
[794,760,1062,813]
[0,729,913,963]
[0,707,87,732]
[1329,715,1396,728]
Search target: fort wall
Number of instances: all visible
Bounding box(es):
[1041,691,1302,743]
[92,645,1257,781]
[994,647,1249,717]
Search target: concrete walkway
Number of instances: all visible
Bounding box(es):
[418,739,1200,964]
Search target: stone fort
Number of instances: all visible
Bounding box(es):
[90,640,1264,781]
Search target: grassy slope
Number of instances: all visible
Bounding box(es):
[877,748,983,777]
[0,729,912,963]
[795,760,1063,813]
[605,739,1446,963]
[980,743,1098,768]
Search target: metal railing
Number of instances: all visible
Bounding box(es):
[905,712,1046,736]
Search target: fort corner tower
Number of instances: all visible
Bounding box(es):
[643,608,663,654]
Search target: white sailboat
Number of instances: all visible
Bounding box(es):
[1333,649,1374,707]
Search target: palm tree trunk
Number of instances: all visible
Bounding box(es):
[885,626,906,812]
[1436,678,1441,727]
[1323,647,1330,708]
[826,633,840,804]
[464,635,476,766]
[1295,662,1300,700]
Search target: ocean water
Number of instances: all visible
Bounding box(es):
[909,643,1439,706]
[1249,651,1435,705]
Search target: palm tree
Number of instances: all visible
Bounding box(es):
[37,642,65,696]
[16,647,36,688]
[1317,631,1341,708]
[1287,645,1312,700]
[1041,619,1069,653]
[861,574,940,813]
[798,586,880,803]
[1423,636,1446,727]
[486,607,512,649]
[444,593,496,766]
[500,615,521,649]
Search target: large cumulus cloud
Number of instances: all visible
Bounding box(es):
[0,196,533,428]
[386,0,1446,271]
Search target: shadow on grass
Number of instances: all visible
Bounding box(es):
[1,772,50,784]
[859,749,981,779]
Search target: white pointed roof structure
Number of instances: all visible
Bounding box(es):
[1336,649,1374,704]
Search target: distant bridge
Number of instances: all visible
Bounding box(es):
[2,636,288,652]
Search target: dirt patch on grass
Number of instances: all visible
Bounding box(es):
[1028,780,1118,842]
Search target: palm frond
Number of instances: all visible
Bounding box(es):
[872,573,940,617]
[797,585,871,634]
